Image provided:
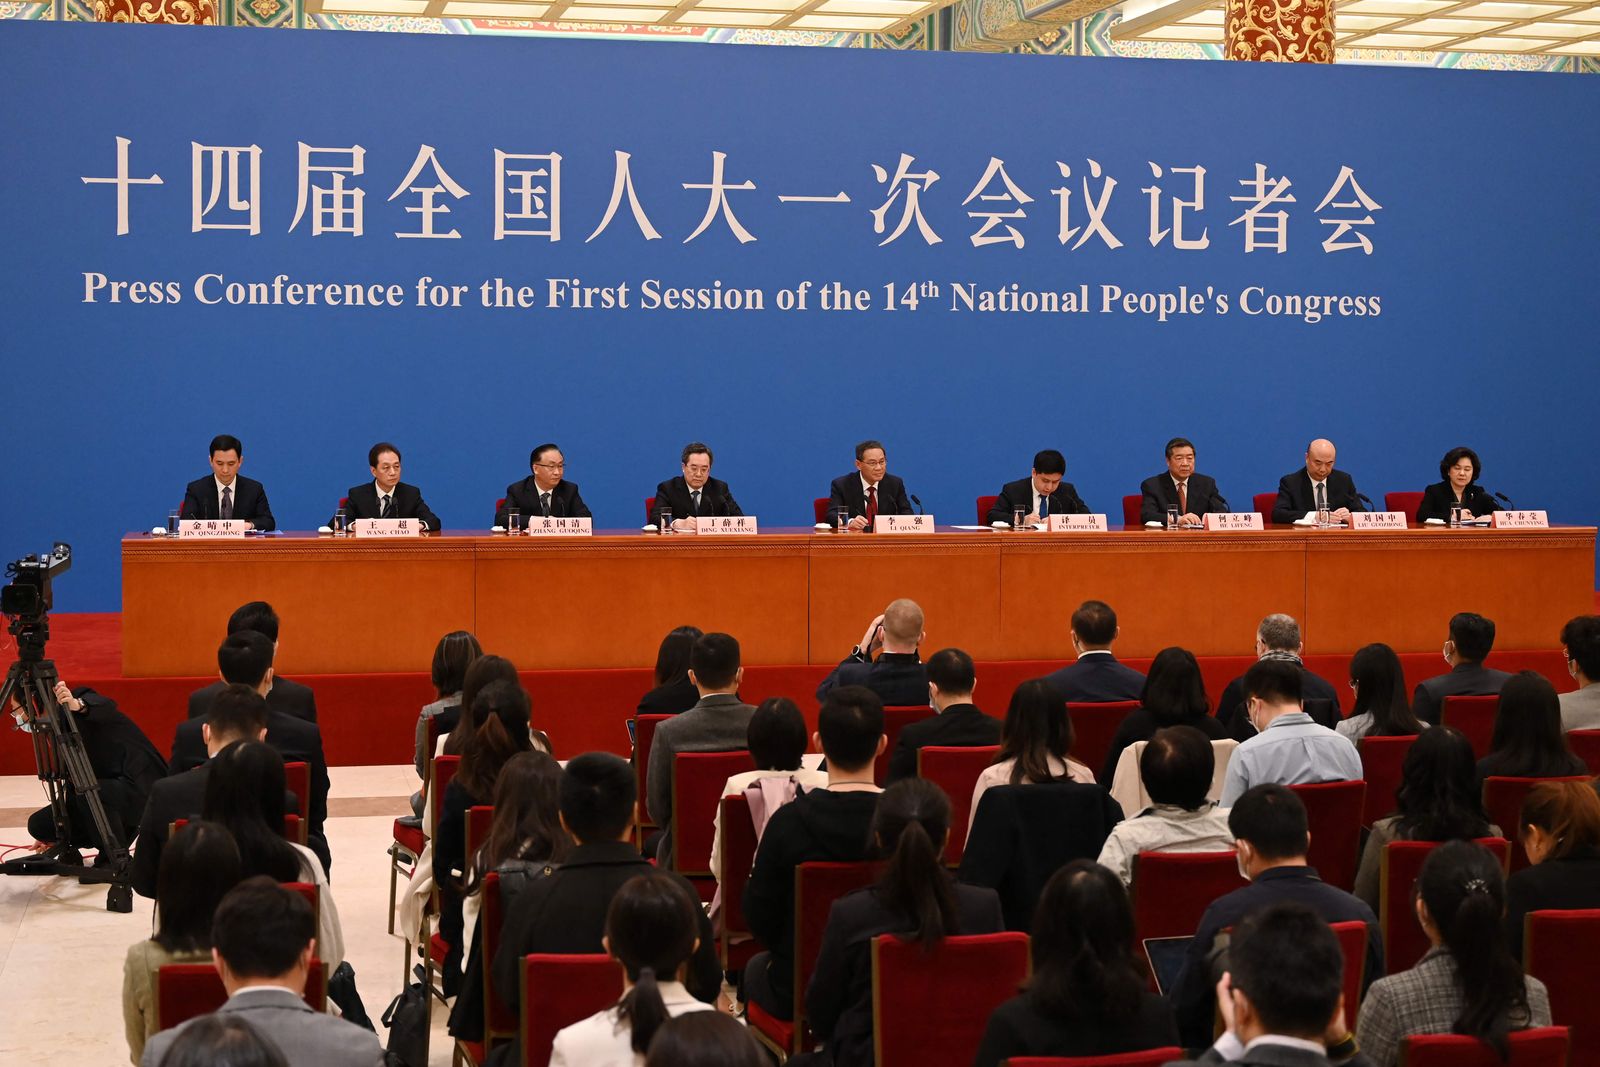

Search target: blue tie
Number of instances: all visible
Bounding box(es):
[1039,495,1049,519]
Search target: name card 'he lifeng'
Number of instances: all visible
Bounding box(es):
[525,516,593,536]
[177,519,248,539]
[1203,512,1265,531]
[1349,511,1408,530]
[697,516,759,536]
[352,518,421,538]
[1045,514,1109,532]
[1491,510,1549,529]
[874,514,935,534]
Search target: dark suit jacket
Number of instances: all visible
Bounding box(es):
[815,651,928,707]
[1271,469,1366,525]
[340,481,440,530]
[827,472,913,524]
[1416,481,1503,523]
[186,677,317,724]
[181,475,275,531]
[886,703,1001,783]
[130,761,300,899]
[1219,665,1343,735]
[54,690,166,844]
[1411,661,1512,725]
[1166,1044,1376,1067]
[987,476,1089,523]
[973,987,1178,1067]
[1140,472,1230,524]
[652,475,742,521]
[1504,846,1600,959]
[636,676,700,716]
[496,476,590,527]
[1040,653,1147,704]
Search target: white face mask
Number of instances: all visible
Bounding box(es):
[1236,846,1252,882]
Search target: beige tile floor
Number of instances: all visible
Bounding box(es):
[0,765,462,1065]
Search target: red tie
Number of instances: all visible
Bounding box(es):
[865,485,878,527]
[1178,481,1188,515]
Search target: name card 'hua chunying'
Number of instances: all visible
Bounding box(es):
[525,516,593,536]
[874,514,935,534]
[696,516,759,536]
[1045,514,1109,532]
[1491,510,1549,529]
[1203,512,1265,531]
[1349,511,1408,530]
[177,519,248,539]
[352,518,421,538]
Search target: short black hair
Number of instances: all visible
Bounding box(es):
[1032,449,1066,476]
[748,698,808,772]
[818,685,884,772]
[529,443,562,467]
[1070,600,1118,645]
[854,439,884,461]
[1242,659,1302,706]
[206,684,269,742]
[217,630,274,688]
[690,633,740,690]
[1164,437,1194,458]
[157,1014,288,1067]
[1449,612,1496,663]
[1560,615,1600,681]
[368,441,400,468]
[561,752,636,844]
[211,876,315,979]
[926,648,975,695]
[208,434,243,458]
[1141,725,1214,810]
[227,601,280,643]
[1439,446,1482,482]
[680,442,713,465]
[1229,902,1345,1040]
[1228,784,1309,861]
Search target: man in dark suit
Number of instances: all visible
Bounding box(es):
[1217,614,1342,735]
[1140,436,1231,526]
[170,631,332,876]
[887,648,1000,782]
[1040,600,1146,703]
[815,598,928,706]
[1271,438,1366,525]
[338,441,440,529]
[496,442,590,528]
[827,439,913,531]
[180,433,276,531]
[652,440,742,530]
[1412,612,1512,725]
[986,448,1089,525]
[185,601,316,724]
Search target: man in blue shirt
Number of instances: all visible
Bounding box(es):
[1220,660,1361,807]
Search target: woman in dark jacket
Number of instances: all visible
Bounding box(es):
[1099,647,1228,784]
[636,626,704,715]
[1477,672,1589,784]
[1416,446,1503,523]
[1504,780,1600,959]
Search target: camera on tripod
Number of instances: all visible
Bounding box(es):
[2,543,72,624]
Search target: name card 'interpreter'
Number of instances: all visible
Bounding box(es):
[1203,512,1265,531]
[177,519,248,539]
[1491,511,1549,529]
[525,516,594,536]
[1045,514,1109,532]
[697,516,759,536]
[874,515,935,534]
[1349,511,1408,530]
[352,519,421,538]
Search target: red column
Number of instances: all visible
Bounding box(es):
[95,0,219,23]
[1226,0,1335,61]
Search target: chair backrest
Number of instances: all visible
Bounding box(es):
[1329,920,1370,1029]
[1289,780,1367,891]
[1253,492,1276,518]
[430,754,463,832]
[519,953,626,1067]
[156,960,327,1031]
[671,750,755,875]
[338,495,349,510]
[876,705,936,786]
[1066,701,1139,782]
[1442,695,1500,758]
[631,714,672,835]
[1007,1051,1186,1067]
[283,812,307,845]
[1130,851,1244,943]
[496,496,506,512]
[1381,837,1510,972]
[718,793,760,968]
[644,496,656,525]
[791,861,879,1051]
[1385,491,1424,523]
[813,497,830,524]
[1569,730,1600,776]
[282,761,309,823]
[1525,909,1600,1067]
[871,931,1031,1067]
[1485,776,1592,872]
[284,881,320,936]
[479,871,518,1041]
[1400,1027,1570,1067]
[1358,734,1419,826]
[976,494,1000,525]
[918,745,1001,866]
[1121,495,1143,527]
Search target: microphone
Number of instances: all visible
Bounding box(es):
[1356,493,1374,509]
[910,495,924,515]
[1213,495,1231,513]
[1494,491,1515,508]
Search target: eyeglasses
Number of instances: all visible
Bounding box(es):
[535,462,566,471]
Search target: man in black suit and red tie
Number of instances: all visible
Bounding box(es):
[339,441,441,530]
[653,441,742,531]
[496,442,591,529]
[985,449,1089,525]
[828,439,913,531]
[1271,438,1366,525]
[1140,437,1231,526]
[181,434,275,531]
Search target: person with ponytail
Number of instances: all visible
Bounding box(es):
[969,680,1095,836]
[1357,840,1551,1067]
[549,873,716,1067]
[806,779,1003,1067]
[1504,780,1600,958]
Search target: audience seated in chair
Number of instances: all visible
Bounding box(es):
[637,626,706,716]
[1338,644,1428,743]
[1412,613,1512,726]
[887,648,1000,783]
[968,680,1095,836]
[1504,781,1600,959]
[441,654,521,758]
[153,1012,290,1067]
[1557,615,1600,731]
[184,601,318,725]
[643,1011,767,1067]
[1219,660,1362,808]
[1217,614,1343,735]
[1357,840,1551,1067]
[1097,725,1233,887]
[1476,672,1589,785]
[412,630,483,795]
[1100,646,1229,784]
[815,598,930,708]
[1039,600,1146,704]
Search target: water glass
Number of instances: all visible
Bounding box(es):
[1316,501,1332,528]
[832,505,850,532]
[1449,503,1464,528]
[505,507,520,534]
[658,507,673,533]
[166,510,180,535]
[1165,507,1179,531]
[1013,505,1028,530]
[333,508,347,535]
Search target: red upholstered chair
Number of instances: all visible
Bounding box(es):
[423,755,464,1002]
[977,495,1000,525]
[1253,492,1277,519]
[814,497,830,524]
[283,812,307,846]
[1066,701,1139,783]
[630,714,672,847]
[1122,495,1143,527]
[918,745,1001,865]
[670,750,755,894]
[1329,920,1370,1029]
[391,715,442,934]
[1381,838,1510,973]
[1400,1027,1569,1067]
[1385,491,1424,523]
[871,931,1030,1067]
[876,706,935,786]
[1358,734,1418,826]
[644,497,656,525]
[156,960,328,1031]
[1130,851,1244,944]
[717,793,763,972]
[283,761,310,823]
[1566,730,1600,775]
[459,870,519,1064]
[1007,1051,1185,1067]
[1289,780,1367,891]
[518,954,625,1067]
[1525,909,1600,1067]
[1483,776,1590,872]
[1442,695,1499,758]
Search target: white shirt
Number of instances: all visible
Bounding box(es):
[860,474,881,500]
[1171,476,1190,508]
[214,476,239,510]
[1095,802,1234,887]
[1311,478,1329,505]
[549,982,715,1067]
[373,480,395,514]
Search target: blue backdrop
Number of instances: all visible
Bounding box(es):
[2,21,1598,611]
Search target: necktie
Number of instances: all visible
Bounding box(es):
[1039,494,1049,519]
[1316,483,1327,511]
[691,489,702,516]
[220,485,233,520]
[865,484,878,526]
[1178,481,1188,515]
[380,494,394,519]
[541,492,552,517]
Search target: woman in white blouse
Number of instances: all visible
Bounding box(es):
[969,680,1096,835]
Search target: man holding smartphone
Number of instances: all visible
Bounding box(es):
[814,598,928,706]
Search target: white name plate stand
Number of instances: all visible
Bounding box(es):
[1045,514,1109,532]
[1203,512,1265,531]
[874,514,935,534]
[1349,511,1408,530]
[697,516,759,536]
[524,516,594,537]
[352,518,422,538]
[177,519,248,539]
[1491,510,1549,529]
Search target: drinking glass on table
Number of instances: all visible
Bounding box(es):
[166,510,180,535]
[1166,507,1179,531]
[332,508,347,536]
[832,505,850,532]
[1013,505,1028,530]
[658,507,673,533]
[1316,500,1332,528]
[505,506,520,534]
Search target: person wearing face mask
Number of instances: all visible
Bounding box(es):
[1172,784,1383,1052]
[1410,612,1512,726]
[1219,661,1362,808]
[1555,614,1600,731]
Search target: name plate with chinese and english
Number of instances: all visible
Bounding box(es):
[1349,511,1408,530]
[697,516,759,536]
[1492,510,1549,529]
[1203,512,1266,532]
[176,519,248,539]
[1045,514,1109,532]
[352,518,422,538]
[525,516,594,537]
[874,515,935,534]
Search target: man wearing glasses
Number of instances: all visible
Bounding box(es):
[497,443,591,529]
[827,439,914,532]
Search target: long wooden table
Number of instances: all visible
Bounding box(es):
[122,526,1596,676]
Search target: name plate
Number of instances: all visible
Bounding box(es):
[352,518,421,538]
[1203,512,1265,531]
[1491,510,1549,529]
[1349,511,1408,530]
[1045,514,1109,532]
[874,514,935,534]
[177,519,248,539]
[525,516,593,536]
[697,516,759,535]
